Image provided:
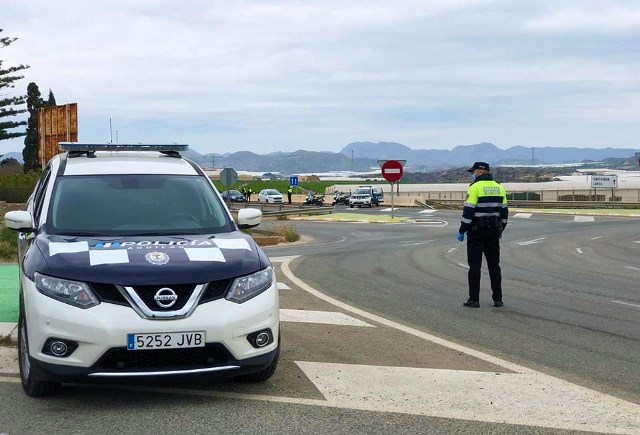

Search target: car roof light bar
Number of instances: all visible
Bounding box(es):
[58,143,189,152]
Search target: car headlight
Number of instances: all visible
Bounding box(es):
[226,267,274,304]
[34,273,100,309]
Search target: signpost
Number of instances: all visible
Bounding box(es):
[379,160,405,219]
[220,167,238,189]
[591,175,618,202]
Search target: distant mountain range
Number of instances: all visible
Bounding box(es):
[341,142,638,170]
[2,142,638,174]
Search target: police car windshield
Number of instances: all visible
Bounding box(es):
[353,188,371,195]
[48,175,233,236]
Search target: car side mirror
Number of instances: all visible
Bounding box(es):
[5,211,36,232]
[237,208,262,229]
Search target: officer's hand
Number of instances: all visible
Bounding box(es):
[457,233,464,242]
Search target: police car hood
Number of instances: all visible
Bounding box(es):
[34,232,267,285]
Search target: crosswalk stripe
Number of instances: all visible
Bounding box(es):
[279,309,375,327]
[296,362,640,434]
[513,213,532,218]
[574,215,595,222]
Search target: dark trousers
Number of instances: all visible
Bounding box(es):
[287,193,292,204]
[467,235,502,302]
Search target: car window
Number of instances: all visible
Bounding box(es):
[47,174,234,236]
[33,166,52,224]
[266,189,280,195]
[354,188,370,195]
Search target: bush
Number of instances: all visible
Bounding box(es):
[0,174,39,202]
[272,224,300,242]
[0,226,18,260]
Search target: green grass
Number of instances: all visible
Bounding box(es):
[0,226,18,261]
[0,264,19,323]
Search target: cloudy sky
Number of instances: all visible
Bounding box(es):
[2,0,639,155]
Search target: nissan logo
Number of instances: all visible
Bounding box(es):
[154,288,178,308]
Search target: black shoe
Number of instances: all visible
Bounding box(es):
[463,299,480,308]
[493,301,504,307]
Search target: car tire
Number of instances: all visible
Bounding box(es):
[349,205,354,208]
[238,346,280,382]
[18,304,61,397]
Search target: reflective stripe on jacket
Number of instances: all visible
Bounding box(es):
[459,174,508,234]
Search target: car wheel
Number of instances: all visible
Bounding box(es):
[349,205,354,208]
[18,304,61,397]
[238,346,280,383]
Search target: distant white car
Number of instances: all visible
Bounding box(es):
[258,189,284,204]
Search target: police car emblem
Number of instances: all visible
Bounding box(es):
[146,252,169,265]
[154,288,178,308]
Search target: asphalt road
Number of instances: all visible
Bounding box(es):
[1,207,639,434]
[265,208,640,404]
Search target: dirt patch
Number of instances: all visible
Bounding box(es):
[0,202,26,216]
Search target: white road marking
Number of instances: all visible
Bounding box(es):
[634,241,640,244]
[380,207,399,212]
[279,309,375,327]
[624,266,640,272]
[611,300,640,309]
[278,257,640,433]
[576,248,584,254]
[447,247,456,253]
[513,213,532,218]
[296,362,640,435]
[516,237,546,246]
[591,236,603,240]
[269,255,301,263]
[574,215,595,222]
[415,220,448,227]
[399,241,433,246]
[277,282,291,290]
[418,209,436,214]
[457,263,470,269]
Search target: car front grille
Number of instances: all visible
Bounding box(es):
[90,279,233,309]
[92,344,232,371]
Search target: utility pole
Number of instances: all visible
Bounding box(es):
[109,118,113,144]
[351,150,354,172]
[531,147,535,165]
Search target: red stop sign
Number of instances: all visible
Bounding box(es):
[381,160,403,183]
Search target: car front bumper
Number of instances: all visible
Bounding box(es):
[21,273,279,381]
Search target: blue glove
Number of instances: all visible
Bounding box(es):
[457,233,464,242]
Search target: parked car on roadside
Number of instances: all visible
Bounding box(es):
[221,189,246,202]
[348,186,384,208]
[3,143,280,397]
[258,189,284,204]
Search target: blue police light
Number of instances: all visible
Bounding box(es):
[58,143,189,152]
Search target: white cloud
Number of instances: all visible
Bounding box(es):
[1,0,639,154]
[526,7,640,33]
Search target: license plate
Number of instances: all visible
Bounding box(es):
[127,331,206,350]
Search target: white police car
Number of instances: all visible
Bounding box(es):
[4,144,279,396]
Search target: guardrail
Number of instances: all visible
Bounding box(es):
[420,199,640,210]
[231,204,335,217]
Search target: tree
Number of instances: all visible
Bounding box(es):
[1,29,30,142]
[46,89,56,107]
[23,82,44,172]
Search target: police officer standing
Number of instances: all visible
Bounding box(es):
[457,162,508,308]
[287,186,293,204]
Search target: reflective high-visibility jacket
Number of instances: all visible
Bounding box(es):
[459,174,508,235]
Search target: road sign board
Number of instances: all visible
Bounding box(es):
[381,160,404,183]
[289,176,299,187]
[590,175,617,188]
[220,167,238,187]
